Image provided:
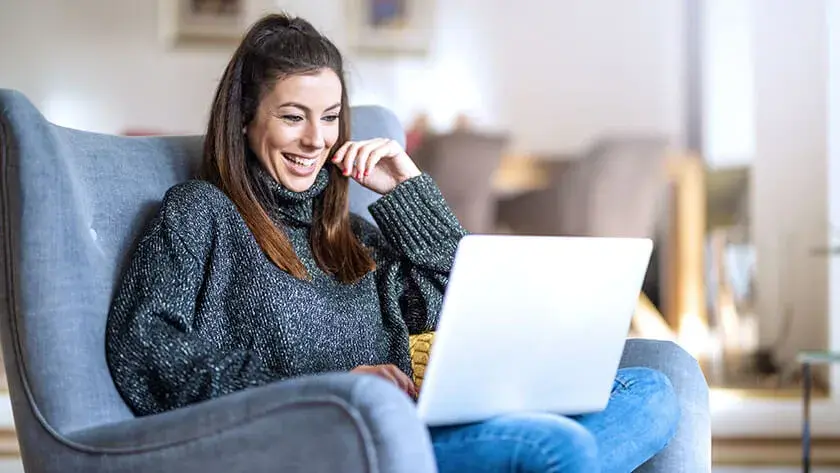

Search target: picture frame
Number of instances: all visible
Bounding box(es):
[159,0,246,48]
[346,0,435,55]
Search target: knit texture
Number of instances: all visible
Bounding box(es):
[105,168,467,416]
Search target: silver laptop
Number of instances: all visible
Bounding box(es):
[415,234,653,427]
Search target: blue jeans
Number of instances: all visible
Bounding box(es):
[429,367,680,473]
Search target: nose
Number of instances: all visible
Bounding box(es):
[301,121,325,150]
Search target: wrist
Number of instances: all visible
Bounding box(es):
[396,168,422,185]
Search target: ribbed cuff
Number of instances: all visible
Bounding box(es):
[368,174,466,258]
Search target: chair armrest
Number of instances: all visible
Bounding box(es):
[65,373,437,473]
[620,338,711,473]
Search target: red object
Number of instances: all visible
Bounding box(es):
[406,129,425,154]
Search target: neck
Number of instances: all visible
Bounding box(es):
[249,160,330,227]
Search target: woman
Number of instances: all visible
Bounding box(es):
[106,13,680,473]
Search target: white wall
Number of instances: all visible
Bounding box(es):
[487,0,685,155]
[701,0,833,366]
[751,0,829,363]
[829,0,840,394]
[702,0,755,169]
[1,0,230,134]
[0,0,684,155]
[385,0,686,155]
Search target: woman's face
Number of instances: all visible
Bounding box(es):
[247,68,342,193]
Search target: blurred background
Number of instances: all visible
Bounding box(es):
[3,0,840,470]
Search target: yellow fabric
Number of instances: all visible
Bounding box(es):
[408,332,435,389]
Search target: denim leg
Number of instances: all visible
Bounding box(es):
[573,367,681,473]
[430,413,599,473]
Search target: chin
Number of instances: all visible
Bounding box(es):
[279,175,318,193]
[273,152,327,192]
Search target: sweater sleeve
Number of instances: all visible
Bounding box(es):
[105,207,274,416]
[363,173,468,334]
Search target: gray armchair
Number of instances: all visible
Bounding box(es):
[0,89,709,472]
[0,89,435,472]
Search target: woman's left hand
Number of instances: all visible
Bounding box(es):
[331,138,422,195]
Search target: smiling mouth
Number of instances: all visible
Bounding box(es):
[282,153,318,168]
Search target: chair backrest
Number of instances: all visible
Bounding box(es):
[568,137,670,238]
[0,89,402,435]
[495,137,670,239]
[411,130,508,233]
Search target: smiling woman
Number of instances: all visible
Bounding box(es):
[199,13,375,282]
[105,12,680,473]
[245,71,343,193]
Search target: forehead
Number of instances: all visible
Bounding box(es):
[264,69,342,108]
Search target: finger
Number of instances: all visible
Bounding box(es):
[331,141,353,166]
[353,139,381,179]
[365,153,385,177]
[356,139,391,177]
[340,141,363,176]
[351,140,379,179]
[386,365,415,396]
[363,139,397,177]
[375,367,400,386]
[354,139,387,179]
[405,379,418,399]
[407,378,418,399]
[384,365,408,392]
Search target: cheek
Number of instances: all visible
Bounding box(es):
[265,123,297,149]
[324,126,340,148]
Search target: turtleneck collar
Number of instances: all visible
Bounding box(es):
[250,160,330,227]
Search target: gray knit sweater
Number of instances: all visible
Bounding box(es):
[105,166,467,416]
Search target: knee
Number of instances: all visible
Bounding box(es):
[499,413,599,473]
[615,367,681,450]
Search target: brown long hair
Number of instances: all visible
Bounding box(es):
[201,13,375,284]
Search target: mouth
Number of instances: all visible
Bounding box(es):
[281,152,321,176]
[282,153,319,168]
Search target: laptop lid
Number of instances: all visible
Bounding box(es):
[416,234,653,427]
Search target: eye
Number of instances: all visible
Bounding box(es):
[281,115,303,123]
[322,115,339,123]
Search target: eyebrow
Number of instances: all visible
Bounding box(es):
[276,102,342,113]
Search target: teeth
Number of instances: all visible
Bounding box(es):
[285,154,316,167]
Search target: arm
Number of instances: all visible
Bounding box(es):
[106,206,274,416]
[359,174,467,334]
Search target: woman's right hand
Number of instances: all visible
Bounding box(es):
[351,364,418,399]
